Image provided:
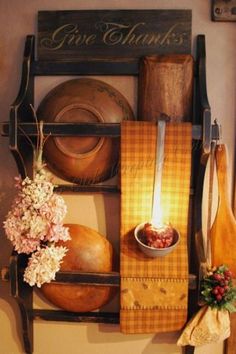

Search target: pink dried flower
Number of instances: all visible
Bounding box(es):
[40,194,67,224]
[23,245,67,287]
[46,224,70,243]
[3,172,70,255]
[14,176,22,189]
[4,120,71,287]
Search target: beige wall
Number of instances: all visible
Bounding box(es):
[0,1,235,353]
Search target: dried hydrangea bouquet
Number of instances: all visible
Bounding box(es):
[3,117,70,287]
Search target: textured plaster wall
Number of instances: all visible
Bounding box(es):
[0,1,235,354]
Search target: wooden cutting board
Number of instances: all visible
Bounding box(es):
[225,144,236,354]
[138,54,193,122]
[210,144,236,354]
[210,144,236,274]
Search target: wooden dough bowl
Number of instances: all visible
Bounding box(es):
[37,78,134,184]
[41,224,114,312]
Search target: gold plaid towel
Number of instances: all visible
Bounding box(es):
[120,121,192,333]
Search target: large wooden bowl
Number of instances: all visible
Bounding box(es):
[41,224,114,312]
[37,78,134,184]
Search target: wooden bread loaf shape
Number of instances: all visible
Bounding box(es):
[210,144,236,274]
[41,224,114,312]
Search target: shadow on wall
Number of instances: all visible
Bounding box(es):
[0,285,23,351]
[83,322,181,353]
[94,191,121,268]
[0,137,26,351]
[0,140,17,266]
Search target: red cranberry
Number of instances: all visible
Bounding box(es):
[213,274,222,281]
[143,223,174,249]
[218,287,225,295]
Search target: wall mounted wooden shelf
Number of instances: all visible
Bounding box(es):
[0,19,218,353]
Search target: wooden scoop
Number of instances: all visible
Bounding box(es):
[210,144,236,274]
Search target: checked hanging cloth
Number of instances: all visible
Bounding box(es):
[120,121,192,334]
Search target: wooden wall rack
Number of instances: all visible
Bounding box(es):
[1,33,220,354]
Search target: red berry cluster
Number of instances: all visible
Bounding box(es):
[201,265,236,311]
[211,270,232,302]
[143,223,174,248]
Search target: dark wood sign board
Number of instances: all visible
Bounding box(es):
[38,10,192,60]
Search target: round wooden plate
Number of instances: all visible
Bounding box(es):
[37,78,134,184]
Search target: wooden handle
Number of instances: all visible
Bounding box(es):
[210,143,236,272]
[215,144,230,206]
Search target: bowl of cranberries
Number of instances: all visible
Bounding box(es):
[134,222,180,258]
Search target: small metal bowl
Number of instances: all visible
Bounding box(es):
[134,222,180,258]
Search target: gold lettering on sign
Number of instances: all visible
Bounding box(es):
[159,23,185,45]
[102,22,131,45]
[102,22,146,45]
[40,21,186,50]
[40,24,97,50]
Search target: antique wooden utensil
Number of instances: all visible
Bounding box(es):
[225,143,236,354]
[37,78,134,184]
[138,54,193,122]
[41,224,115,312]
[210,144,236,274]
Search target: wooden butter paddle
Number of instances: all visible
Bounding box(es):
[210,144,236,274]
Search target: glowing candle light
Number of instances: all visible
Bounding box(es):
[151,120,165,227]
[152,200,163,227]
